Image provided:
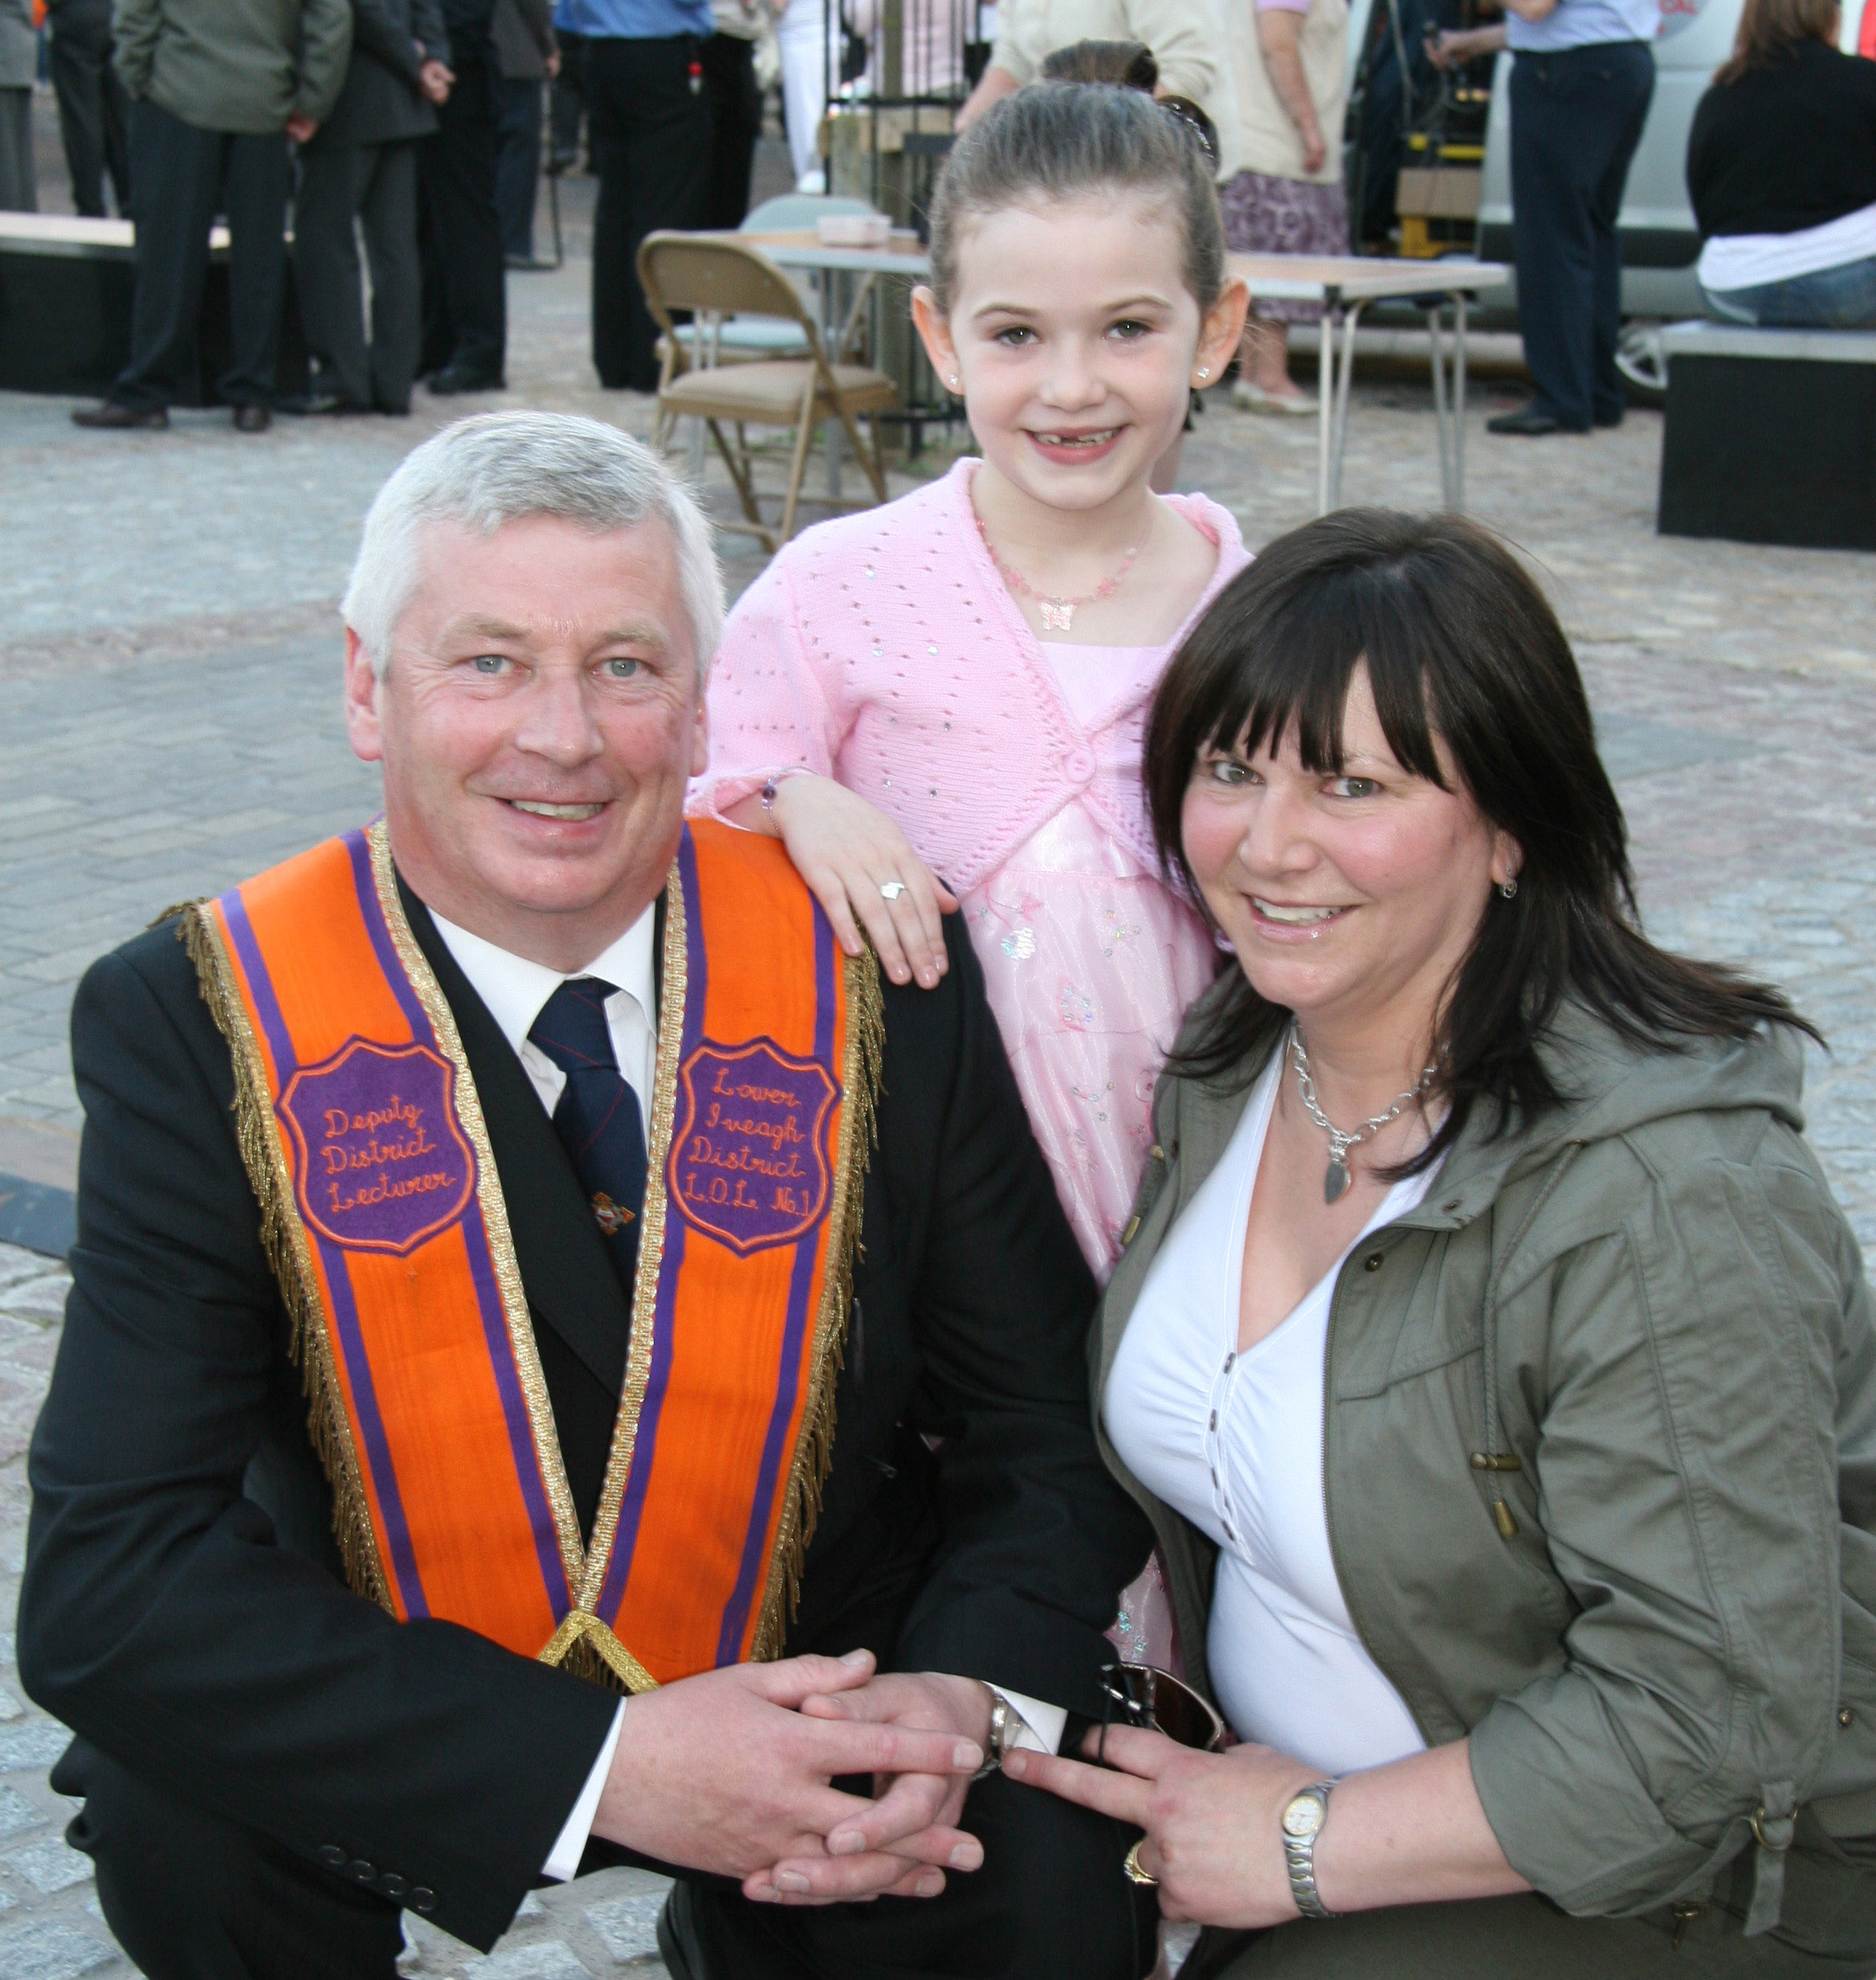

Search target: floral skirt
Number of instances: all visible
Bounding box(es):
[1221,169,1351,324]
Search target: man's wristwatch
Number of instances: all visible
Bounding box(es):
[1279,1779,1339,1918]
[974,1689,1013,1778]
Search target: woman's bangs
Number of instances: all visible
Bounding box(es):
[1200,580,1448,788]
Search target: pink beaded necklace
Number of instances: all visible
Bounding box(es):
[977,519,1141,632]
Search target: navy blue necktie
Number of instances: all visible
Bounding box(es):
[528,977,648,1298]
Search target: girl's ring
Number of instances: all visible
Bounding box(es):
[1123,1839,1157,1886]
[879,881,907,900]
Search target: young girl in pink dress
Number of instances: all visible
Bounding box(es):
[694,84,1251,1320]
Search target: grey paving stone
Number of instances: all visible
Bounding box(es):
[479,1941,592,1980]
[583,1892,667,1962]
[0,1784,43,1838]
[5,1838,93,1894]
[0,1918,118,1980]
[0,1727,72,1776]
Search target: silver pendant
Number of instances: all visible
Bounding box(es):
[1324,1159,1351,1204]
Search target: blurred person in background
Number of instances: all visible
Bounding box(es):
[1686,0,1876,329]
[548,2,589,168]
[776,0,828,189]
[293,0,454,416]
[70,0,351,432]
[704,0,765,226]
[560,0,713,392]
[491,0,557,266]
[956,0,1238,143]
[1434,0,1656,436]
[420,0,508,392]
[0,0,33,211]
[1221,0,1349,414]
[47,0,133,218]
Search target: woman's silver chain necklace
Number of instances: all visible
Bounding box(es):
[1288,1025,1437,1204]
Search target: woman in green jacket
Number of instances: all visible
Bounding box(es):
[1004,509,1876,1975]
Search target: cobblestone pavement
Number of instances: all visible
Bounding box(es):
[4,119,1876,1977]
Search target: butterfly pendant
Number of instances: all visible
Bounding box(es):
[1039,599,1076,631]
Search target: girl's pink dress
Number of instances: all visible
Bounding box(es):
[691,458,1251,1281]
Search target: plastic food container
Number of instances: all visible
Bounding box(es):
[815,213,893,248]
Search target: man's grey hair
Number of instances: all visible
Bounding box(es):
[341,412,725,678]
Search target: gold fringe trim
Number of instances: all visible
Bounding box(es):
[750,945,884,1661]
[177,906,391,1611]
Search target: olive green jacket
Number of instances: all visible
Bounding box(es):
[1095,986,1876,1937]
[113,0,351,133]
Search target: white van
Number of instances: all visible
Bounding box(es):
[1345,0,1872,395]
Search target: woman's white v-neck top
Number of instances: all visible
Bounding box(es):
[1103,1049,1434,1776]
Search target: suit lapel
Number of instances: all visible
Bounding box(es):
[398,877,636,1403]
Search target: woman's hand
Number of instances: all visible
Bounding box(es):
[734,775,958,990]
[1003,1726,1319,1927]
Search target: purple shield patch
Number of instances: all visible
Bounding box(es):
[670,1038,838,1256]
[280,1040,477,1256]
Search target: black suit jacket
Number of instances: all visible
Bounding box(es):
[305,0,450,151]
[18,878,1152,1951]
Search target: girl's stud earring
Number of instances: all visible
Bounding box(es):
[1196,366,1209,381]
[947,374,960,389]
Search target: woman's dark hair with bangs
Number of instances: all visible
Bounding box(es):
[1145,508,1813,1163]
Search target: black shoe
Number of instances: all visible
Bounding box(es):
[279,387,365,416]
[655,1886,701,1980]
[505,252,557,271]
[1487,405,1570,436]
[1593,405,1625,429]
[72,401,168,430]
[233,402,272,433]
[427,364,507,395]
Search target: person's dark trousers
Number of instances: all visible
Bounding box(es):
[666,1773,1156,1980]
[296,140,422,412]
[1507,38,1654,430]
[496,75,544,259]
[585,32,712,392]
[53,1741,405,1980]
[419,41,507,380]
[549,27,588,169]
[112,96,290,413]
[701,32,761,229]
[48,0,131,218]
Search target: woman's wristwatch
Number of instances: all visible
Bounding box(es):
[1279,1779,1339,1918]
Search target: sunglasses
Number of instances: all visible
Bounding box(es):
[1099,1662,1226,1760]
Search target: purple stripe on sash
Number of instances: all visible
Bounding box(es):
[344,829,429,1038]
[220,887,429,1622]
[712,904,838,1664]
[459,1215,576,1617]
[346,830,573,1616]
[597,829,701,1621]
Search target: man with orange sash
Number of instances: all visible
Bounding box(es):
[18,412,1157,1980]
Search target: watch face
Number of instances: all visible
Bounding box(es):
[1282,1793,1326,1840]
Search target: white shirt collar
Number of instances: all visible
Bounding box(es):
[428,902,659,1063]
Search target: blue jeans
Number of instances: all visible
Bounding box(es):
[1701,255,1876,330]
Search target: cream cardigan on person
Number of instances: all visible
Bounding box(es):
[687,458,1250,898]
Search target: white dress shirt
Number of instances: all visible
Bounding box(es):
[1104,1050,1434,1777]
[430,903,1062,1880]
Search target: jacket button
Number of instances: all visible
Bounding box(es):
[378,1872,408,1899]
[1842,1707,1856,1728]
[317,1845,346,1868]
[1121,1216,1140,1246]
[1149,1144,1164,1162]
[1364,1252,1383,1272]
[347,1860,376,1883]
[410,1887,438,1913]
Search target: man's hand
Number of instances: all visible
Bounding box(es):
[753,1672,993,1904]
[589,1652,985,1902]
[285,112,318,143]
[420,58,454,102]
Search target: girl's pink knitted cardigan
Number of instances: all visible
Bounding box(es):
[690,458,1251,895]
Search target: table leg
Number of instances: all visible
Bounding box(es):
[1454,291,1469,513]
[1329,299,1363,510]
[1427,303,1454,508]
[822,271,844,504]
[1316,291,1335,516]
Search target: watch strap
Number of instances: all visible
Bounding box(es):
[1281,1779,1339,1919]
